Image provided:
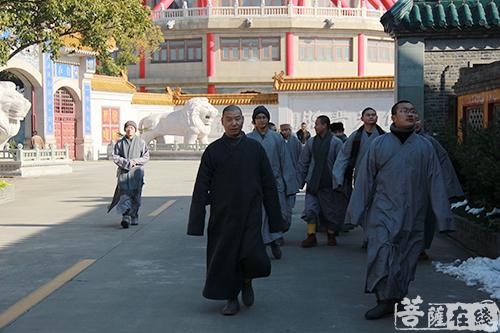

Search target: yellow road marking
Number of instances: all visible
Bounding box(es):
[148,199,176,217]
[0,259,96,329]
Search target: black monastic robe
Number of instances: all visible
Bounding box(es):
[188,133,285,300]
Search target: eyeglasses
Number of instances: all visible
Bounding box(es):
[398,108,417,115]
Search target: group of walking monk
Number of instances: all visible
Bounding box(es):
[110,101,462,320]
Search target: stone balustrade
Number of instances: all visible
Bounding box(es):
[0,144,72,177]
[151,3,384,21]
[0,144,70,162]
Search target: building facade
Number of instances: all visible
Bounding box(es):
[128,0,396,93]
[454,60,500,139]
[381,0,500,132]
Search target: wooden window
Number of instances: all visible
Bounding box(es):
[367,40,394,63]
[241,38,259,61]
[299,38,351,62]
[465,105,484,130]
[151,39,202,63]
[221,38,241,61]
[221,37,280,61]
[299,38,315,61]
[261,38,280,61]
[240,0,260,6]
[102,108,120,144]
[266,0,285,5]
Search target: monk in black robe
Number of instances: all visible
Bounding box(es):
[188,105,285,316]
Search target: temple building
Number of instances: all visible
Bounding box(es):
[128,0,396,93]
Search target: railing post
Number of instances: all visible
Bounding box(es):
[233,0,238,16]
[314,0,318,16]
[207,0,212,16]
[261,0,265,16]
[174,140,179,151]
[15,144,23,162]
[183,0,188,16]
[288,1,293,16]
[34,144,40,161]
[64,144,69,159]
[361,6,366,16]
[49,144,55,160]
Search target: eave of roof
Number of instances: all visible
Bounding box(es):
[272,72,394,91]
[91,75,137,94]
[381,0,500,36]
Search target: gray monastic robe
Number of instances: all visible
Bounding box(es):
[297,134,346,231]
[109,135,150,216]
[420,132,464,249]
[346,131,455,300]
[332,128,383,190]
[247,128,291,243]
[282,134,302,226]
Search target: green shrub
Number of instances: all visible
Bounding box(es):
[0,180,11,190]
[439,120,500,212]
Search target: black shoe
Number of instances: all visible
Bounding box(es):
[275,237,285,246]
[241,279,254,307]
[121,216,130,229]
[131,216,139,225]
[221,298,240,316]
[361,240,368,249]
[364,300,396,320]
[270,241,282,260]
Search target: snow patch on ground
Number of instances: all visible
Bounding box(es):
[486,208,500,217]
[451,199,468,209]
[434,257,500,300]
[468,207,486,215]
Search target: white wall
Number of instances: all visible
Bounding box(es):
[279,90,394,135]
[90,91,134,159]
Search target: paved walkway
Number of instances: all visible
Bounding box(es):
[0,161,492,332]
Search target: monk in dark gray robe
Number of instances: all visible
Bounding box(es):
[109,120,149,228]
[346,101,455,320]
[188,105,285,316]
[415,115,464,257]
[297,116,345,247]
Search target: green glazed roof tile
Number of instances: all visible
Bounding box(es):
[381,0,500,35]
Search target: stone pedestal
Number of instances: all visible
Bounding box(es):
[0,160,73,177]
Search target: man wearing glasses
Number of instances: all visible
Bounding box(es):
[345,100,455,320]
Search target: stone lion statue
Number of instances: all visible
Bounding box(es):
[0,81,31,150]
[140,97,219,144]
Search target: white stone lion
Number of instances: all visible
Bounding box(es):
[0,81,31,150]
[140,97,219,144]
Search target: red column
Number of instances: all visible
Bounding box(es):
[286,32,295,77]
[206,33,216,93]
[197,0,207,7]
[153,0,175,10]
[357,33,365,77]
[139,50,146,92]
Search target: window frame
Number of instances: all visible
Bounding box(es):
[150,38,203,64]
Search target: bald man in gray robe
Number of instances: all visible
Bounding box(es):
[415,115,463,256]
[346,101,455,320]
